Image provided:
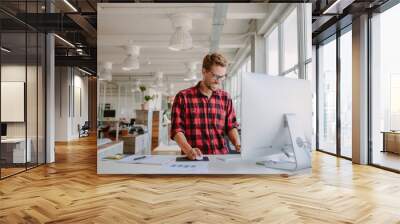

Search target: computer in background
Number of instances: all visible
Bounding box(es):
[240,73,312,171]
[1,123,7,140]
[103,110,116,118]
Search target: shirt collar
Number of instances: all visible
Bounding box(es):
[195,81,222,98]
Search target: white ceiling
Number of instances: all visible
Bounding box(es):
[97,3,271,91]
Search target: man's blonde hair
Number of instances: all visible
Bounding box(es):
[202,53,228,71]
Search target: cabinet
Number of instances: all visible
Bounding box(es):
[382,131,400,154]
[135,110,160,151]
[121,133,149,155]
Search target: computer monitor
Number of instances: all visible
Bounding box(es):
[103,110,116,118]
[240,73,312,170]
[1,123,7,138]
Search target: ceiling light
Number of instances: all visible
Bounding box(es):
[125,45,140,56]
[122,55,139,71]
[99,70,112,81]
[103,61,113,71]
[131,80,141,92]
[122,45,140,71]
[184,61,198,81]
[169,14,193,51]
[169,27,192,51]
[1,47,11,53]
[63,0,78,12]
[54,34,75,48]
[98,62,112,81]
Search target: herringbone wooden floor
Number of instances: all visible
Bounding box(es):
[1,136,400,224]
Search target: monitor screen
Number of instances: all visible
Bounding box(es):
[103,110,116,118]
[1,123,7,137]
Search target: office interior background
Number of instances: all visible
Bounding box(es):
[0,0,400,222]
[96,3,312,162]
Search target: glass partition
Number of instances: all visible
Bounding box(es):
[1,30,28,177]
[0,1,46,179]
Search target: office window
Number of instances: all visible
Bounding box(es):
[318,37,337,154]
[283,8,298,73]
[340,29,352,158]
[266,27,279,76]
[371,3,400,171]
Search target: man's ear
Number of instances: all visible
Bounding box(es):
[201,68,207,79]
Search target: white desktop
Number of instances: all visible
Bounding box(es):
[240,73,312,170]
[97,73,313,174]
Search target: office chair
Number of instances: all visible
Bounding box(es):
[79,121,90,138]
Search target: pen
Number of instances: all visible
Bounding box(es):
[133,156,146,160]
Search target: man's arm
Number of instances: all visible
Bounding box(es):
[225,95,240,152]
[173,132,202,160]
[170,93,202,160]
[228,128,241,152]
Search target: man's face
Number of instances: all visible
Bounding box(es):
[202,65,227,91]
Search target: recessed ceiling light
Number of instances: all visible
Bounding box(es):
[322,0,344,14]
[63,0,78,12]
[1,47,11,53]
[77,67,92,76]
[54,34,75,48]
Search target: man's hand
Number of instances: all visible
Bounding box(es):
[183,147,203,160]
[234,144,241,153]
[228,128,241,153]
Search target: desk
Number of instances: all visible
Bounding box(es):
[1,138,31,163]
[97,155,310,175]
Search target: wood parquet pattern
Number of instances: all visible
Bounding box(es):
[1,136,400,224]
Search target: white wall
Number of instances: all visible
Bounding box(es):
[55,67,89,141]
[1,64,47,163]
[1,65,37,137]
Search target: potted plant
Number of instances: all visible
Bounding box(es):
[139,85,146,93]
[141,95,154,110]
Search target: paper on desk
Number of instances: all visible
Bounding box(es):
[163,162,209,172]
[118,155,173,165]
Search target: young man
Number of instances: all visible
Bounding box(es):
[170,53,241,160]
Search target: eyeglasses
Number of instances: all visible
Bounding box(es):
[210,72,226,81]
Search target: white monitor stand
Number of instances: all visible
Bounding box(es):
[258,114,311,171]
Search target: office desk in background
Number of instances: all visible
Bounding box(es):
[1,138,32,164]
[98,155,310,175]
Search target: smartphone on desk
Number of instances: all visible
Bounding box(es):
[176,156,209,162]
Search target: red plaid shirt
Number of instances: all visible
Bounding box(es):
[170,82,239,154]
